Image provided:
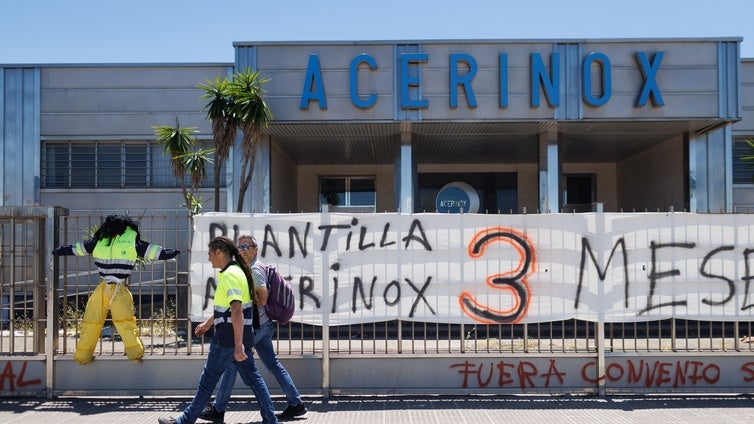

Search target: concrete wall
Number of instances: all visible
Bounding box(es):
[40,189,218,214]
[270,139,298,212]
[40,65,231,137]
[616,135,685,211]
[38,64,231,215]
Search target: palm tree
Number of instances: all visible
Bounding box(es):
[228,68,273,212]
[199,68,272,213]
[152,119,214,216]
[199,76,237,212]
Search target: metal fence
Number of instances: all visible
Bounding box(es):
[4,208,753,357]
[2,207,754,397]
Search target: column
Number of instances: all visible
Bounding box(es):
[396,122,415,213]
[538,130,561,213]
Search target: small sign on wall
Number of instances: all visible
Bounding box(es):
[435,181,480,213]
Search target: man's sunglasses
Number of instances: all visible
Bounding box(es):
[238,243,257,251]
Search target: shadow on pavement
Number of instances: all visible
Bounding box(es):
[2,393,754,415]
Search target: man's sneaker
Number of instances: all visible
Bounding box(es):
[157,417,176,424]
[198,404,225,423]
[276,402,307,421]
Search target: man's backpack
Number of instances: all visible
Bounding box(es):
[254,263,296,325]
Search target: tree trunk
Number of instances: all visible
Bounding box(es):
[213,166,221,211]
[236,158,253,213]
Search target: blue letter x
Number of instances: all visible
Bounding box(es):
[635,52,664,107]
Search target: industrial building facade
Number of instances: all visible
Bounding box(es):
[0,37,751,220]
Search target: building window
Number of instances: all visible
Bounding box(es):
[733,138,754,185]
[42,140,222,189]
[564,174,596,212]
[319,176,375,207]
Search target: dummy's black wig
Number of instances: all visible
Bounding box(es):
[93,215,141,242]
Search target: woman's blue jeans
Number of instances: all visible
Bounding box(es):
[176,338,277,424]
[213,320,303,411]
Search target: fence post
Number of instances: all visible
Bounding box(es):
[45,206,68,398]
[596,208,606,396]
[321,209,331,400]
[596,321,606,396]
[34,213,47,354]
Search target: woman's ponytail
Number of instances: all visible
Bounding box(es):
[211,236,260,329]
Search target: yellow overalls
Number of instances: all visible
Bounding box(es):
[73,228,146,365]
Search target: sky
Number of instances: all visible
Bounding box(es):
[2,0,754,64]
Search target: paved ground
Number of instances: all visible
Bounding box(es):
[2,394,754,424]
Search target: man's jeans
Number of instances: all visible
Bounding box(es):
[175,338,278,424]
[214,320,303,411]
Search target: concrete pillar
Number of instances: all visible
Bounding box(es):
[396,122,415,213]
[538,130,561,213]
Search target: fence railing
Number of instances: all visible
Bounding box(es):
[4,208,752,357]
[2,207,754,397]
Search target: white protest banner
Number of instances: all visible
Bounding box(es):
[189,212,754,325]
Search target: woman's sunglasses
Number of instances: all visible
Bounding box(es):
[238,243,257,251]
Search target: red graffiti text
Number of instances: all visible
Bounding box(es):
[582,359,720,387]
[450,359,565,388]
[0,361,42,392]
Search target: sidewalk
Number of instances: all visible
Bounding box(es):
[2,394,754,424]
